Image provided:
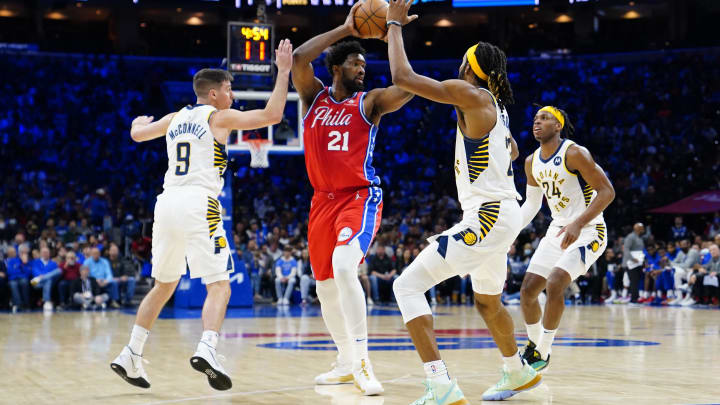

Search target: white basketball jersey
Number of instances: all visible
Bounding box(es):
[530,139,604,227]
[163,104,227,196]
[454,89,521,212]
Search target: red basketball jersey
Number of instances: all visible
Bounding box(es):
[303,87,380,192]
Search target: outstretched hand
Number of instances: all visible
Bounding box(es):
[131,115,154,128]
[275,38,293,73]
[387,0,419,27]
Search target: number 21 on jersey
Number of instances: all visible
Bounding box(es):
[328,131,349,151]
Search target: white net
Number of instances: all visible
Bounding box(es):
[248,140,273,168]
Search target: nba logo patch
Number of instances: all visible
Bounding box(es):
[338,227,353,242]
[553,156,562,166]
[214,236,227,254]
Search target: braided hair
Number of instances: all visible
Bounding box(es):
[557,107,575,138]
[472,42,515,108]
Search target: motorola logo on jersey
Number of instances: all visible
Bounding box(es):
[553,156,562,166]
[337,227,353,242]
[311,106,353,128]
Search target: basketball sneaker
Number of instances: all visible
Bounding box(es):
[190,341,232,391]
[110,346,150,389]
[353,358,384,396]
[481,363,542,401]
[521,340,550,372]
[411,379,469,405]
[315,357,354,385]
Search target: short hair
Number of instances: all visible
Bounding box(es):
[192,68,233,98]
[324,41,366,75]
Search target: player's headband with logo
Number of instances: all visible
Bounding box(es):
[539,106,565,129]
[465,44,488,81]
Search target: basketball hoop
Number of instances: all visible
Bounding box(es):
[247,139,272,168]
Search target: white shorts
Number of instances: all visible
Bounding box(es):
[151,186,233,284]
[426,199,523,295]
[527,222,607,280]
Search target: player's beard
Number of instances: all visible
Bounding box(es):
[341,75,364,93]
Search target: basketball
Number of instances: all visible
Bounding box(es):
[353,0,389,39]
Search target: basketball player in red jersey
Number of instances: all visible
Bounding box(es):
[292,2,416,396]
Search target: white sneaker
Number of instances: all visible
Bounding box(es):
[43,301,53,311]
[668,295,683,305]
[430,298,437,306]
[607,291,617,302]
[619,296,631,304]
[353,359,384,396]
[190,342,232,390]
[111,346,150,388]
[367,297,375,306]
[283,298,290,305]
[681,297,696,307]
[315,358,354,385]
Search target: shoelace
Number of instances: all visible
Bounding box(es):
[359,360,370,379]
[410,381,434,405]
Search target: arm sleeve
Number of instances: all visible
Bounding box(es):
[520,185,543,228]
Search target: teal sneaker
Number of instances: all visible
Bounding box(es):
[481,364,542,401]
[411,379,470,405]
[521,340,550,372]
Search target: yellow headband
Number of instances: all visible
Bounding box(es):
[465,44,488,81]
[539,106,565,129]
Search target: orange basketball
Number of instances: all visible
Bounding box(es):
[353,0,389,39]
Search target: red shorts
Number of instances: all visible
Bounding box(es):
[308,186,383,281]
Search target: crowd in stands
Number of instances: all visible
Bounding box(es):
[1,47,719,312]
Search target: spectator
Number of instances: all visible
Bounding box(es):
[84,247,120,308]
[30,246,61,310]
[274,247,298,305]
[108,243,136,307]
[71,265,109,310]
[602,249,623,303]
[687,244,720,306]
[623,223,646,304]
[298,248,316,306]
[7,247,31,311]
[58,251,81,309]
[242,240,263,301]
[0,253,7,309]
[669,216,689,241]
[368,244,397,304]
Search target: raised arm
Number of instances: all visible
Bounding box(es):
[292,2,363,111]
[212,39,293,132]
[130,113,176,143]
[557,145,616,249]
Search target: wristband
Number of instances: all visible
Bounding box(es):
[386,20,402,27]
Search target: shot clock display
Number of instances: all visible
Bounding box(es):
[228,22,274,75]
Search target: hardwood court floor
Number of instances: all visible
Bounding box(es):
[1,304,718,405]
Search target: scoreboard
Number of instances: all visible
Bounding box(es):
[452,0,538,6]
[228,22,274,76]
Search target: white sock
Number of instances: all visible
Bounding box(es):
[525,321,542,345]
[502,351,524,372]
[423,360,451,384]
[317,279,354,366]
[201,330,219,350]
[128,324,150,355]
[332,244,369,362]
[622,288,628,298]
[537,328,556,360]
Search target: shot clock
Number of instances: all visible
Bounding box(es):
[228,22,275,76]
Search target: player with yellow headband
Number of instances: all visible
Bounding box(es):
[385,0,543,402]
[518,105,615,373]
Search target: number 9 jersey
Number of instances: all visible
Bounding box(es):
[163,104,228,197]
